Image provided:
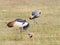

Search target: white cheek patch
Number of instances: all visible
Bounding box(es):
[13,21,28,27]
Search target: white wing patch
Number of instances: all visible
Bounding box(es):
[14,21,28,27]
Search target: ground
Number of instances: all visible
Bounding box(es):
[0,0,60,45]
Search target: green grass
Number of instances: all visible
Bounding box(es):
[0,0,60,45]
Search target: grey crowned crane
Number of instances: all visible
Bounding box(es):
[7,18,32,38]
[29,10,41,20]
[29,10,41,24]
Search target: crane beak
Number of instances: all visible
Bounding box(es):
[39,12,41,14]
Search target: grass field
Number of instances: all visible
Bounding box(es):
[0,0,60,45]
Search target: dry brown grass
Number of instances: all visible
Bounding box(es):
[0,0,60,45]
